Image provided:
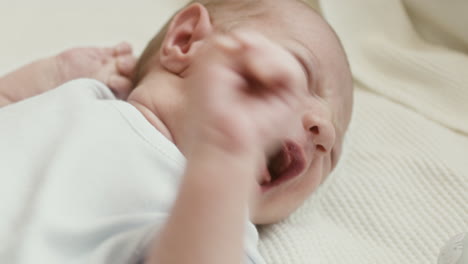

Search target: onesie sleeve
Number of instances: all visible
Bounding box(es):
[68,223,159,264]
[244,222,267,264]
[4,78,266,264]
[78,221,265,264]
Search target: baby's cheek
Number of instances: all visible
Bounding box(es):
[249,160,326,224]
[296,165,324,199]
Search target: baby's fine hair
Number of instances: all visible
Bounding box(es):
[134,0,313,84]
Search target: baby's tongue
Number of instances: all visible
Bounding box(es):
[268,147,292,177]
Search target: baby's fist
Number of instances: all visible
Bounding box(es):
[182,30,307,158]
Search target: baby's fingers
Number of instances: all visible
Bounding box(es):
[117,55,137,78]
[231,31,306,100]
[108,75,133,99]
[113,42,133,56]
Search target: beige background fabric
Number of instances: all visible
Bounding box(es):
[0,0,188,75]
[1,0,467,263]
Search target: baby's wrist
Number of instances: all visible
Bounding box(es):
[188,125,257,156]
[188,140,260,173]
[52,53,74,86]
[188,140,257,163]
[0,57,62,106]
[32,56,66,90]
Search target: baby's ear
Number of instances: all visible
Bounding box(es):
[160,3,213,74]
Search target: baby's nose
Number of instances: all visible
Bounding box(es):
[302,110,336,154]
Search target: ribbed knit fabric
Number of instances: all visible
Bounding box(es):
[258,0,468,263]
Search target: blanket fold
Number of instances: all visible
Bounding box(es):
[258,0,468,263]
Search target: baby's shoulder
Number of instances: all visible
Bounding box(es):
[53,78,117,102]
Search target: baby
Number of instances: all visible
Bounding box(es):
[0,0,353,263]
[0,42,136,106]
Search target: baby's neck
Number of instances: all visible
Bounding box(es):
[128,99,174,143]
[126,72,185,149]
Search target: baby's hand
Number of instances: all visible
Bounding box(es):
[56,42,137,99]
[0,42,137,108]
[182,31,307,167]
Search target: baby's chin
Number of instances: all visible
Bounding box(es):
[250,191,316,225]
[249,206,292,225]
[250,149,337,225]
[249,193,308,225]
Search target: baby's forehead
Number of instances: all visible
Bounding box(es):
[235,2,336,50]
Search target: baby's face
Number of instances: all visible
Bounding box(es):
[243,3,353,224]
[135,0,353,225]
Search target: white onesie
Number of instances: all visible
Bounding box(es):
[0,79,265,264]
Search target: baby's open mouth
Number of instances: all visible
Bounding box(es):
[260,141,306,191]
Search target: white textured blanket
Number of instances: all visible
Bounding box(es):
[258,0,468,263]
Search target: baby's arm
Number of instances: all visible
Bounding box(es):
[0,42,136,107]
[150,146,258,263]
[146,31,305,264]
[0,57,59,107]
